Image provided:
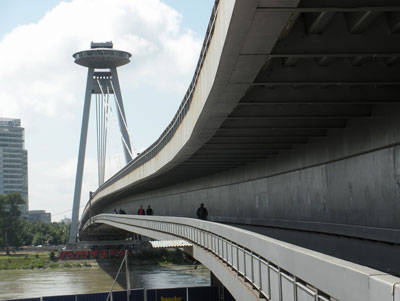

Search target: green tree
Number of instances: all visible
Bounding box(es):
[0,195,71,252]
[19,220,70,246]
[0,193,25,254]
[20,220,34,246]
[32,232,47,246]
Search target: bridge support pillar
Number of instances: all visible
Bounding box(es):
[69,67,94,244]
[210,272,235,301]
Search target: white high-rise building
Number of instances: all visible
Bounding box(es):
[0,118,28,214]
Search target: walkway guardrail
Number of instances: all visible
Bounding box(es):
[85,215,400,301]
[87,0,220,205]
[7,286,219,301]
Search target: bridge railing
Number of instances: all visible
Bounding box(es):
[84,214,400,301]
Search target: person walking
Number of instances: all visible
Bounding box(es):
[138,205,145,215]
[196,203,208,220]
[136,205,145,241]
[146,205,153,215]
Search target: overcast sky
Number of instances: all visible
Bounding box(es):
[0,0,214,221]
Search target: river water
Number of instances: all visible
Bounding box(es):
[0,265,210,300]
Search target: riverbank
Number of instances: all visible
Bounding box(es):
[0,252,97,270]
[0,249,193,270]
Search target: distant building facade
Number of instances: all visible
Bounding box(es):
[0,118,28,214]
[28,210,51,224]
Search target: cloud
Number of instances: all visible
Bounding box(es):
[0,0,202,220]
[0,0,200,120]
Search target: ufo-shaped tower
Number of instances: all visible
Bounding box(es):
[69,42,133,244]
[73,41,131,68]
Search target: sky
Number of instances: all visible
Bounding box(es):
[0,0,215,221]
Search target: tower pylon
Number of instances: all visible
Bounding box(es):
[69,41,133,244]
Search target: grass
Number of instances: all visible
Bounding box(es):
[0,252,48,270]
[0,252,96,270]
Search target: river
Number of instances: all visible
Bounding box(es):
[0,265,210,300]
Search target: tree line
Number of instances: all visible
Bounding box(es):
[0,193,70,254]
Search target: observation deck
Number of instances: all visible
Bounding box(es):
[73,48,131,68]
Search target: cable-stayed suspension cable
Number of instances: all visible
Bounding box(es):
[97,91,105,186]
[101,89,105,185]
[109,79,134,160]
[96,79,108,186]
[94,76,138,186]
[104,86,110,182]
[109,80,129,133]
[104,98,125,181]
[95,93,101,186]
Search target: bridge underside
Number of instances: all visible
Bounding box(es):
[82,0,400,276]
[80,223,131,241]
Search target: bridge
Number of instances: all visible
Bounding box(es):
[78,0,400,300]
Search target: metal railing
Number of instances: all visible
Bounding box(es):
[131,219,331,300]
[85,215,400,301]
[88,0,220,204]
[158,223,330,300]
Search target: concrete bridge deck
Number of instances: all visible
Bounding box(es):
[77,0,400,293]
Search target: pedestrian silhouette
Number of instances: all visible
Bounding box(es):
[138,205,145,215]
[146,205,153,216]
[196,203,208,220]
